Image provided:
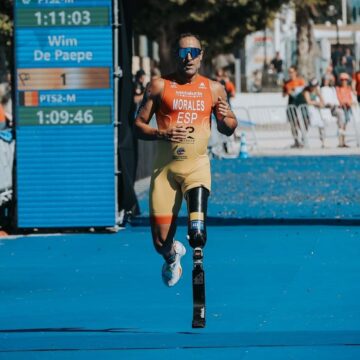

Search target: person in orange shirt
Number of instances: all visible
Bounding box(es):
[223,72,236,102]
[135,33,237,288]
[336,72,356,147]
[354,65,360,103]
[215,68,236,102]
[214,68,236,154]
[283,65,306,148]
[0,103,6,130]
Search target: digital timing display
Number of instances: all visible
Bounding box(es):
[15,0,114,126]
[18,106,111,125]
[17,8,109,27]
[14,0,116,228]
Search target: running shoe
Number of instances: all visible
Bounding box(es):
[162,240,186,287]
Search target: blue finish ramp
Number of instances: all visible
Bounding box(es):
[1,224,360,359]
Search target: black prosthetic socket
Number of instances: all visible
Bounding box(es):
[186,186,209,249]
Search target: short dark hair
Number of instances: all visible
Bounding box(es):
[172,32,203,53]
[135,69,145,80]
[308,77,319,87]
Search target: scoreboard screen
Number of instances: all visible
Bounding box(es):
[14,0,116,228]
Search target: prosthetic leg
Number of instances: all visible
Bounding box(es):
[186,186,209,328]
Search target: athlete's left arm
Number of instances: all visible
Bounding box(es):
[210,80,238,136]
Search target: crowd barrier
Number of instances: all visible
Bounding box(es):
[352,105,360,147]
[0,130,14,207]
[228,103,360,151]
[297,103,360,148]
[229,104,294,153]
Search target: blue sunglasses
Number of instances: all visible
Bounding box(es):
[178,47,202,60]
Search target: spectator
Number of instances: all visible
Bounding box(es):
[215,68,235,103]
[301,78,326,147]
[283,65,306,148]
[133,69,146,111]
[336,72,356,147]
[223,71,236,101]
[150,67,161,81]
[320,74,348,147]
[0,103,6,130]
[334,56,347,85]
[0,71,12,127]
[270,51,284,85]
[354,63,360,103]
[250,69,262,93]
[214,68,236,154]
[215,68,225,82]
[324,63,334,79]
[331,45,342,68]
[344,48,355,78]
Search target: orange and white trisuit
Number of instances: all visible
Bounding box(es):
[150,74,213,226]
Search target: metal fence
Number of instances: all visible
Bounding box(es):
[230,104,295,152]
[297,103,360,149]
[229,103,360,152]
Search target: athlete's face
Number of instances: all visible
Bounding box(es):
[176,36,203,77]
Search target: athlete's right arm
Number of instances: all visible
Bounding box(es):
[134,78,187,142]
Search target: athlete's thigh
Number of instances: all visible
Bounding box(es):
[181,157,211,195]
[149,167,183,226]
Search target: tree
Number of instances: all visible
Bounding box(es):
[293,0,340,80]
[133,0,287,74]
[293,2,319,79]
[0,0,13,77]
[0,0,13,41]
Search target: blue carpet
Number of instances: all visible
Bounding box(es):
[137,156,360,221]
[1,225,360,358]
[1,156,360,358]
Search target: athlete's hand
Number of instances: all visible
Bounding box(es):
[163,125,187,142]
[216,97,230,120]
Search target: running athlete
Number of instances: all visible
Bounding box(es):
[134,33,237,286]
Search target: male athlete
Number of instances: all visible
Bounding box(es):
[135,33,237,286]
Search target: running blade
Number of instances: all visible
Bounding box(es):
[192,264,205,328]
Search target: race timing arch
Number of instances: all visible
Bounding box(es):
[14,0,138,229]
